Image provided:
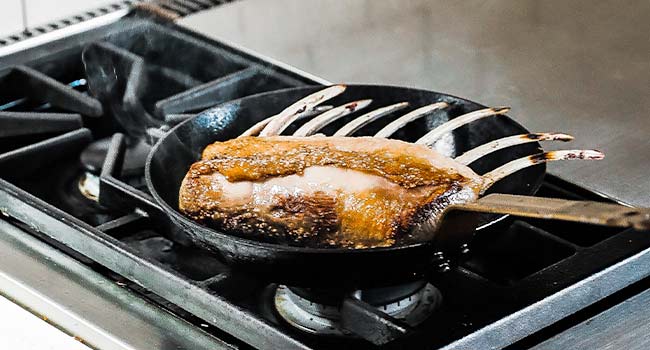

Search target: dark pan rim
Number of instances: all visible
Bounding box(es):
[145,84,544,254]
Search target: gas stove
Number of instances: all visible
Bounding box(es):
[1,4,650,350]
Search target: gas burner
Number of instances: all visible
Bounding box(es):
[78,171,100,201]
[80,137,152,177]
[13,156,119,226]
[274,282,442,337]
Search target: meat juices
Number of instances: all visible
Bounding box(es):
[179,136,484,248]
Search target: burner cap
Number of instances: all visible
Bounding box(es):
[78,172,100,201]
[274,282,442,337]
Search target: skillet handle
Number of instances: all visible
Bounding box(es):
[432,194,650,253]
[463,194,650,230]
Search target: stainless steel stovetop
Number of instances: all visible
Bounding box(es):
[1,2,650,350]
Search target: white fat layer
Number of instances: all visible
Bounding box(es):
[210,166,404,205]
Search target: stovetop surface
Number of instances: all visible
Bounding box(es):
[1,11,649,350]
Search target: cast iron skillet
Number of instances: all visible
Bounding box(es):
[145,85,545,288]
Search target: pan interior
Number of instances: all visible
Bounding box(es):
[146,85,544,250]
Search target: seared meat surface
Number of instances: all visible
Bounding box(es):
[179,136,483,248]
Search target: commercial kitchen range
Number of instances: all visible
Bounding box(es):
[0,0,649,349]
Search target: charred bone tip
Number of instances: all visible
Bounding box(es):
[529,149,605,163]
[348,99,373,110]
[492,106,511,114]
[455,132,576,165]
[481,149,605,194]
[524,132,574,141]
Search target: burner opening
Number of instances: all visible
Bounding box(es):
[10,154,120,226]
[80,137,151,178]
[122,232,229,281]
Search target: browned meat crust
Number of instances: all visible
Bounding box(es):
[179,136,482,248]
[197,136,467,188]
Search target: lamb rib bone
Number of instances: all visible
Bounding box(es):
[479,149,605,194]
[415,107,511,146]
[239,105,333,137]
[293,99,373,136]
[259,84,346,136]
[333,102,409,136]
[374,102,449,138]
[455,132,574,165]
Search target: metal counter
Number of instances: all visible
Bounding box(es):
[179,0,650,207]
[0,220,233,350]
[532,286,650,350]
